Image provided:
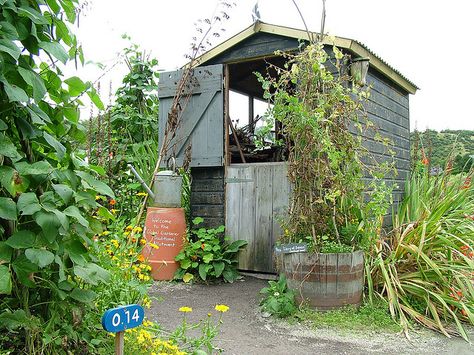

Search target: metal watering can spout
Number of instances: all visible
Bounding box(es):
[127,164,156,200]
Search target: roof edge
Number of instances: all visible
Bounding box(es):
[192,21,418,94]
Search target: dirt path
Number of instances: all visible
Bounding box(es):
[147,275,473,354]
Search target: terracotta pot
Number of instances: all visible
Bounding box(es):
[277,249,364,310]
[142,207,185,280]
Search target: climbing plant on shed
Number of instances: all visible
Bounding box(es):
[256,43,394,252]
[0,0,112,352]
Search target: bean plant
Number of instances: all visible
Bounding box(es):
[0,0,114,352]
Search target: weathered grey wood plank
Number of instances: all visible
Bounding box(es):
[254,164,273,272]
[158,64,224,168]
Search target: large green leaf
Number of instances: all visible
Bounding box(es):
[225,240,248,253]
[12,255,37,287]
[0,265,12,295]
[0,242,12,264]
[0,79,29,102]
[76,171,115,198]
[6,230,36,249]
[34,211,60,243]
[18,67,47,102]
[222,268,238,283]
[63,205,88,227]
[17,192,41,216]
[203,253,213,263]
[64,76,88,96]
[25,248,55,268]
[0,39,20,60]
[213,261,225,277]
[27,104,52,124]
[15,161,53,176]
[38,41,68,64]
[0,21,19,39]
[87,89,105,110]
[42,132,66,159]
[0,166,29,197]
[0,135,21,159]
[18,6,49,25]
[69,288,97,303]
[73,263,110,285]
[0,197,17,221]
[52,184,73,204]
[199,263,210,281]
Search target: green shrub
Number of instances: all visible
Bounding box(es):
[260,274,297,318]
[175,218,247,283]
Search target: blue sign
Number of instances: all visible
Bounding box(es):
[102,304,144,333]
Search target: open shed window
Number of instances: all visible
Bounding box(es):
[226,57,285,164]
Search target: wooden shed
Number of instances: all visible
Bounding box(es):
[158,22,418,274]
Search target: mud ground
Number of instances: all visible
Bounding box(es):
[147,275,474,355]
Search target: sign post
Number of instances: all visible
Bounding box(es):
[102,304,145,355]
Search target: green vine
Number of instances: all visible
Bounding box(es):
[257,42,394,252]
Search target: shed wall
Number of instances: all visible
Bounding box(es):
[364,68,410,209]
[190,167,225,228]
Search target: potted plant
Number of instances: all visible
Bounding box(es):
[257,43,393,310]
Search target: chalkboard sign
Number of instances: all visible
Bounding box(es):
[102,304,144,333]
[274,243,308,255]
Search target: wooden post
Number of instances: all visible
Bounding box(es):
[248,95,254,135]
[115,331,124,355]
[224,64,231,166]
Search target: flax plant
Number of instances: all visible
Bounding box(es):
[369,169,474,340]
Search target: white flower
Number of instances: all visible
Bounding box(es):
[274,292,280,297]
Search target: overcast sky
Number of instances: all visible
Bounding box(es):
[72,0,474,132]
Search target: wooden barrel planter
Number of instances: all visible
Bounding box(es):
[277,249,364,310]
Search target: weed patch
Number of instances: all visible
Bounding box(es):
[294,302,401,333]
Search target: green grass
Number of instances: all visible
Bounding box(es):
[292,301,402,333]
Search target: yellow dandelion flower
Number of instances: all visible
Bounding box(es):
[136,192,148,197]
[110,208,117,214]
[149,242,159,250]
[95,195,101,201]
[100,230,110,236]
[133,226,143,233]
[125,225,133,231]
[178,306,192,313]
[215,304,229,313]
[110,239,119,248]
[143,298,152,308]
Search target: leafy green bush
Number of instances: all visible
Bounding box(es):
[260,274,297,318]
[175,218,247,283]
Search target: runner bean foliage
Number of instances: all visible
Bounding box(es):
[0,0,114,352]
[256,43,393,252]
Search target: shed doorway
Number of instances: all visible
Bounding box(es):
[224,58,289,274]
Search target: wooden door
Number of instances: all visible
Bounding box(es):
[225,162,290,273]
[158,64,224,167]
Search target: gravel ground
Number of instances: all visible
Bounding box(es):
[147,275,474,355]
